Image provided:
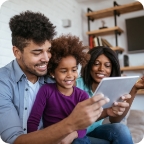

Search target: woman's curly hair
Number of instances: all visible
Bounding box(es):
[9,10,56,51]
[47,34,90,75]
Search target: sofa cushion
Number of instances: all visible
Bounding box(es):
[127,110,144,143]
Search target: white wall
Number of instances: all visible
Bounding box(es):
[80,0,144,110]
[0,0,83,68]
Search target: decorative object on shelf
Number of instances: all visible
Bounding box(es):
[99,20,108,29]
[123,55,129,67]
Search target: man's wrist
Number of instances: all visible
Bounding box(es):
[63,117,76,134]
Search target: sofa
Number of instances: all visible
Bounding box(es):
[127,110,144,143]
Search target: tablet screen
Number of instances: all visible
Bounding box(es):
[93,76,139,108]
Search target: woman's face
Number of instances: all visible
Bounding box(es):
[90,54,112,84]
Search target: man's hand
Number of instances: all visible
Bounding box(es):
[58,131,78,144]
[106,94,131,117]
[66,94,109,131]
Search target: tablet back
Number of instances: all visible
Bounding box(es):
[93,76,139,108]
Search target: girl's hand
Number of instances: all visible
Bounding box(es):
[106,94,131,117]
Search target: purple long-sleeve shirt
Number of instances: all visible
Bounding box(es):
[27,83,89,138]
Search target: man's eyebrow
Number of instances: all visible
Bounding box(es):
[31,47,51,52]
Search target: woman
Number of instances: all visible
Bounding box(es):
[76,46,144,144]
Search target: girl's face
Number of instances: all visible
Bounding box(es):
[53,55,78,94]
[90,54,112,84]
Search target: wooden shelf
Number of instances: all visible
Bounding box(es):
[137,89,144,95]
[86,26,123,36]
[110,46,124,52]
[121,66,144,71]
[86,1,143,20]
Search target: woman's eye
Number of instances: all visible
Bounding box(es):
[94,63,99,65]
[105,65,111,68]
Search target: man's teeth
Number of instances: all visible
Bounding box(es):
[37,65,46,68]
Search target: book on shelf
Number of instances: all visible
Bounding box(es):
[89,36,94,49]
[93,36,103,47]
[89,36,113,49]
[101,38,113,47]
[93,37,98,47]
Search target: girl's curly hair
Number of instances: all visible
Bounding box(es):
[9,10,56,51]
[47,34,90,75]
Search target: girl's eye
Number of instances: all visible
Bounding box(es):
[73,69,77,72]
[61,71,66,73]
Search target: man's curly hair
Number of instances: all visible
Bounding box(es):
[9,10,56,51]
[47,34,90,75]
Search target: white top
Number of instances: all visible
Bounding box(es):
[23,79,40,133]
[27,80,40,116]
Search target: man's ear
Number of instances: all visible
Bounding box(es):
[13,46,22,59]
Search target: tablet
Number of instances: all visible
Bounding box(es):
[93,76,139,109]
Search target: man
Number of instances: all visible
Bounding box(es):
[0,11,108,144]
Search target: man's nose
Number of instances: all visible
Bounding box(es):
[41,52,51,62]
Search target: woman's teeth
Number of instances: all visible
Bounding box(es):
[97,74,104,77]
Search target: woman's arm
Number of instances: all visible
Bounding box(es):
[97,76,144,123]
[110,77,144,123]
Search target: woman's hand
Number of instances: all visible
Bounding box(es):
[134,76,144,90]
[58,131,78,144]
[106,94,131,117]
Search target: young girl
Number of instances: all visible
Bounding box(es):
[27,34,92,144]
